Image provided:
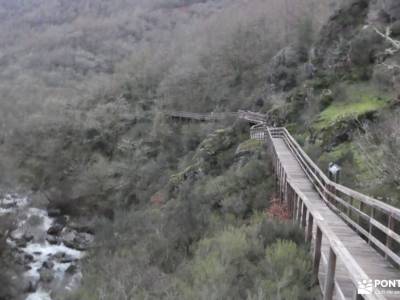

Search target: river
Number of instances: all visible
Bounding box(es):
[1,193,93,300]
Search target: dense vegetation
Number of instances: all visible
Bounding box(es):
[1,0,400,299]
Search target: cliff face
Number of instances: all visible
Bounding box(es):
[315,0,371,69]
[268,0,400,201]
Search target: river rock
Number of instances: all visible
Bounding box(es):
[39,267,54,283]
[24,265,32,271]
[64,232,93,250]
[14,236,30,248]
[46,235,60,245]
[60,254,77,264]
[42,261,55,269]
[52,252,66,261]
[23,279,38,293]
[15,253,34,265]
[47,222,64,235]
[62,229,93,250]
[23,233,34,242]
[68,221,95,235]
[66,264,78,275]
[47,208,62,218]
[51,252,77,264]
[55,215,68,226]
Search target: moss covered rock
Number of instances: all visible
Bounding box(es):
[310,84,391,147]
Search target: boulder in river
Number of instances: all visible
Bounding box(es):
[47,223,64,235]
[39,267,54,283]
[60,254,77,264]
[62,229,93,250]
[14,237,29,248]
[23,279,39,293]
[66,264,78,275]
[46,235,60,245]
[51,252,78,264]
[68,220,95,235]
[47,208,62,218]
[42,261,55,269]
[16,252,34,265]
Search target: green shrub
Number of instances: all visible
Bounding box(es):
[262,240,315,300]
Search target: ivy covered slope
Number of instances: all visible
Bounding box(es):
[268,0,400,204]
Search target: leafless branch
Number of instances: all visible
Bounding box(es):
[373,26,400,55]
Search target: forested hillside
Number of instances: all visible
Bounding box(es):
[1,0,400,299]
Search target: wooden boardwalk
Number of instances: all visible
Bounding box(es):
[165,110,400,300]
[272,137,400,300]
[164,110,266,124]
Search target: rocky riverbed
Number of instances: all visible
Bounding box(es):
[0,193,94,299]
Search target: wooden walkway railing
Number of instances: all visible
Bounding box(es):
[163,110,238,121]
[164,110,266,123]
[165,110,400,299]
[261,127,400,267]
[263,127,400,300]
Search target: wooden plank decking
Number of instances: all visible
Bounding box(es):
[272,138,400,299]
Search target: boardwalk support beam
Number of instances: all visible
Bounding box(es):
[323,248,337,300]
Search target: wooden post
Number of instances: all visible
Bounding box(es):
[359,201,364,212]
[297,199,303,225]
[368,207,375,245]
[324,248,337,300]
[287,186,292,216]
[386,215,395,259]
[280,170,285,201]
[330,184,337,206]
[353,291,363,300]
[307,213,314,243]
[347,197,352,218]
[313,227,322,279]
[284,174,288,204]
[302,204,307,230]
[276,160,280,194]
[293,195,298,222]
[277,163,281,199]
[359,202,364,225]
[290,189,295,219]
[287,186,292,217]
[284,181,289,204]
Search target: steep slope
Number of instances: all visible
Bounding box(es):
[267,0,400,203]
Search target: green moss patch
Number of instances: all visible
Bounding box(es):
[312,84,391,131]
[314,97,387,130]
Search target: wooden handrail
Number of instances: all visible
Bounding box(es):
[267,127,400,268]
[265,128,388,300]
[164,110,238,120]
